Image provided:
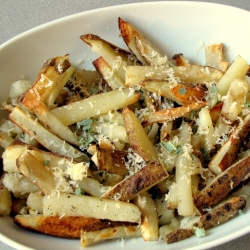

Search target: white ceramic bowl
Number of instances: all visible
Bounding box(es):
[1,2,250,250]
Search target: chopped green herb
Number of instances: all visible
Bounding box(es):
[238,209,244,215]
[75,187,84,196]
[211,84,217,93]
[161,141,182,155]
[161,141,177,153]
[194,227,205,238]
[79,132,95,146]
[178,87,187,95]
[222,134,229,142]
[77,119,93,131]
[43,160,50,166]
[175,144,182,155]
[245,102,250,108]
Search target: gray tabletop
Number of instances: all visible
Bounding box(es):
[0,0,250,249]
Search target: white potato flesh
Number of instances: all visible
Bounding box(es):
[43,193,141,223]
[27,192,43,214]
[0,177,12,216]
[216,55,249,96]
[9,107,87,161]
[133,192,159,241]
[176,122,195,216]
[3,172,40,196]
[51,88,140,125]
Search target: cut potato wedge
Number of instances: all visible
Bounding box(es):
[93,56,125,89]
[0,174,12,216]
[52,88,140,125]
[194,196,246,229]
[194,154,250,214]
[205,43,228,73]
[80,34,135,81]
[9,107,88,161]
[81,222,141,246]
[19,56,74,110]
[125,65,223,86]
[118,17,171,66]
[133,192,159,241]
[142,102,207,127]
[14,215,100,238]
[172,54,190,66]
[17,151,57,195]
[43,193,141,223]
[122,106,158,161]
[216,55,249,96]
[95,146,128,176]
[141,79,206,105]
[209,113,250,174]
[101,161,168,201]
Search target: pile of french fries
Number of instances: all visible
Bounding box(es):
[1,17,250,247]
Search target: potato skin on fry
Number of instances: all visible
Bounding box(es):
[96,147,128,176]
[194,155,250,214]
[122,106,158,161]
[81,223,141,246]
[195,196,246,229]
[101,161,168,201]
[14,215,100,238]
[166,228,194,244]
[209,113,250,174]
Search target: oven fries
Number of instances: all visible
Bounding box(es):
[1,16,250,248]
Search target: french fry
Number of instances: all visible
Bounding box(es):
[95,146,128,176]
[51,88,140,125]
[122,106,158,161]
[142,102,207,127]
[133,192,159,241]
[175,122,197,216]
[17,151,58,195]
[209,113,250,174]
[216,78,249,138]
[194,196,246,229]
[197,107,216,152]
[2,141,90,175]
[101,161,168,201]
[165,228,194,244]
[125,65,223,87]
[43,193,141,223]
[205,44,228,73]
[19,55,74,110]
[80,34,136,81]
[0,175,12,216]
[81,222,141,246]
[0,131,15,149]
[216,55,249,96]
[32,102,80,146]
[26,192,43,214]
[194,154,250,214]
[93,56,126,89]
[141,79,206,105]
[14,215,100,238]
[165,195,246,244]
[118,17,172,66]
[2,172,40,196]
[77,177,111,197]
[9,107,88,161]
[172,54,190,66]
